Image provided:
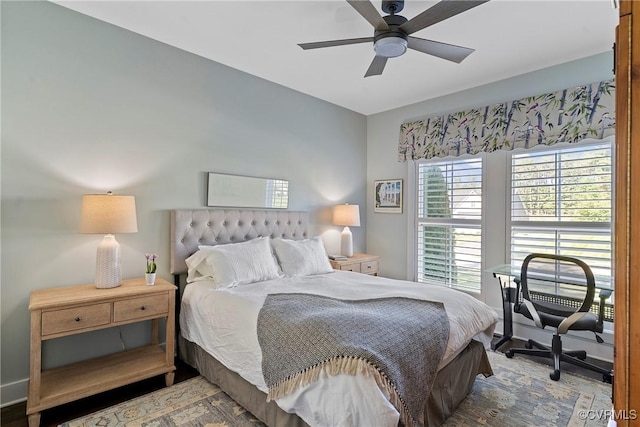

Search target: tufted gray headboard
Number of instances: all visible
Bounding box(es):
[170,209,310,275]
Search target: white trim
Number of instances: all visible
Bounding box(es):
[406,160,417,281]
[480,152,489,303]
[1,377,28,408]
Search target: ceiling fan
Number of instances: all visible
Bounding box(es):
[298,0,489,77]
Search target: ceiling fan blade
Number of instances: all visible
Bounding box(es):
[365,55,388,77]
[346,0,389,31]
[298,37,373,50]
[407,36,474,63]
[400,0,489,35]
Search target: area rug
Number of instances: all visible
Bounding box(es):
[59,350,612,427]
[443,351,612,427]
[58,377,264,427]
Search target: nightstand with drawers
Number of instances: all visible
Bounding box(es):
[27,277,176,427]
[329,253,380,276]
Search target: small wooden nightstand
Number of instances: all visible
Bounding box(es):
[329,253,380,276]
[27,277,176,427]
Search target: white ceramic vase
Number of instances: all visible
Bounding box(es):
[145,273,156,286]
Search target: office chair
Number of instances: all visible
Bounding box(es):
[505,253,612,383]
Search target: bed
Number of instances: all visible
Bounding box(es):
[170,209,498,427]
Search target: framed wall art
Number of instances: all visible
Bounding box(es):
[374,179,403,213]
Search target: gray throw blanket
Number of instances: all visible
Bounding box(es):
[257,293,450,427]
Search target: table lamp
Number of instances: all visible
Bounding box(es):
[333,204,360,257]
[80,192,138,288]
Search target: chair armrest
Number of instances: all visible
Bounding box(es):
[513,278,522,313]
[599,289,613,300]
[597,289,613,326]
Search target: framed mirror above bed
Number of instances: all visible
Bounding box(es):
[207,172,289,209]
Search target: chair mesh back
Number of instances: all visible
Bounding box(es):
[521,254,596,318]
[525,291,614,322]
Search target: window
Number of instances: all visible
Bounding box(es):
[510,142,613,280]
[411,140,612,304]
[416,158,483,291]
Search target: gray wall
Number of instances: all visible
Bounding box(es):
[1,1,366,404]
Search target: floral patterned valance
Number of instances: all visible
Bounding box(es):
[398,79,615,162]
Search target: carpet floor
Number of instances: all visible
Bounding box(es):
[59,350,612,427]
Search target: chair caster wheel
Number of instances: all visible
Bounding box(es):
[603,373,613,384]
[525,342,533,349]
[550,370,561,381]
[505,350,514,359]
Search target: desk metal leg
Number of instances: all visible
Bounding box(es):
[492,335,512,351]
[492,277,516,351]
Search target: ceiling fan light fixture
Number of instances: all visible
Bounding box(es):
[373,36,407,58]
[299,0,488,77]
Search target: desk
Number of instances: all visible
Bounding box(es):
[486,264,613,350]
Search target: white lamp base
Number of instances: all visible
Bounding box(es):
[340,226,354,257]
[95,234,122,289]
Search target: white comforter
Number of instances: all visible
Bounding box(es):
[180,270,498,427]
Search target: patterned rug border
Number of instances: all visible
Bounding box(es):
[59,350,612,427]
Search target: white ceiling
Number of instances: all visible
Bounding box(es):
[53,0,619,115]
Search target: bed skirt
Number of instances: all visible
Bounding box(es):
[179,335,492,427]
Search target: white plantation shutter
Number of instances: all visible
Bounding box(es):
[416,158,482,291]
[510,142,613,279]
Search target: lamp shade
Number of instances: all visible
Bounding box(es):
[333,204,360,227]
[80,193,138,234]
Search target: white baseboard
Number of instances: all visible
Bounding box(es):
[1,377,28,408]
[493,317,614,363]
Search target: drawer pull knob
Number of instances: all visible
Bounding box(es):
[75,317,81,322]
[141,306,146,311]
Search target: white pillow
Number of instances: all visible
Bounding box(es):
[271,236,334,277]
[185,237,281,286]
[185,246,217,283]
